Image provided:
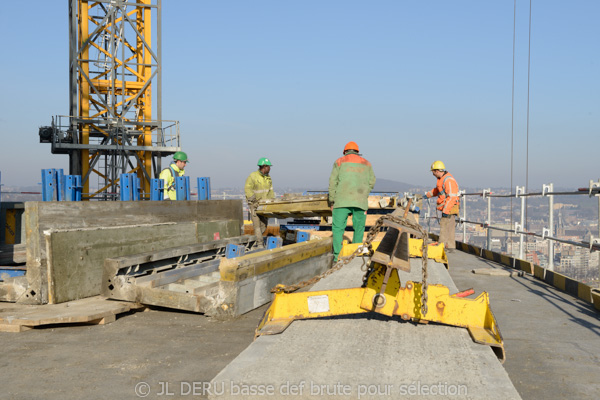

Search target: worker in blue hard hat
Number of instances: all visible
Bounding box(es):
[245,157,275,247]
[159,151,188,200]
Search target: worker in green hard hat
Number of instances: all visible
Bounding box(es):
[245,157,275,247]
[159,151,188,200]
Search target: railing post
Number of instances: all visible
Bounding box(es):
[543,183,554,271]
[483,189,491,250]
[517,186,525,260]
[460,190,466,243]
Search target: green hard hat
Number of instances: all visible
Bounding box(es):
[257,157,272,166]
[173,151,188,162]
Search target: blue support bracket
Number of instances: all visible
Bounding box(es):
[175,176,190,200]
[41,169,65,201]
[120,174,140,201]
[120,174,132,201]
[64,175,82,201]
[226,244,246,259]
[150,179,164,201]
[185,176,191,201]
[296,231,310,243]
[197,177,212,200]
[266,236,283,249]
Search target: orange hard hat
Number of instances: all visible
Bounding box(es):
[344,141,359,153]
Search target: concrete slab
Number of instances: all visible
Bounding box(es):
[22,200,243,304]
[210,257,520,399]
[46,222,199,304]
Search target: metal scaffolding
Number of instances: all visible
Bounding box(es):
[40,0,179,200]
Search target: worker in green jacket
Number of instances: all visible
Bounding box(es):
[159,151,188,200]
[245,157,275,246]
[328,141,376,261]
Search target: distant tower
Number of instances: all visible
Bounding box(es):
[40,0,180,200]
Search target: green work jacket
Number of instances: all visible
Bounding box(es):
[244,170,274,201]
[159,163,184,200]
[328,152,376,210]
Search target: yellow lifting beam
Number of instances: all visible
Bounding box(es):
[256,262,505,363]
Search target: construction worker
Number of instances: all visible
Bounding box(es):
[245,157,275,246]
[424,160,460,252]
[159,151,188,200]
[328,141,376,262]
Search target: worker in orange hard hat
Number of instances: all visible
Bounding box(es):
[424,160,460,252]
[328,141,376,262]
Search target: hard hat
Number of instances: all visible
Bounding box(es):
[257,157,272,166]
[430,160,446,171]
[173,151,189,162]
[344,141,359,153]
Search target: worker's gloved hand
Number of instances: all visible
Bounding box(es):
[247,195,258,207]
[327,196,334,208]
[423,192,429,198]
[442,213,449,218]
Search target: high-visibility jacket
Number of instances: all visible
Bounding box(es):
[159,163,184,200]
[426,172,460,214]
[328,152,376,210]
[245,170,274,201]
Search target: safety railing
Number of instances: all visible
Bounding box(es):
[422,180,600,279]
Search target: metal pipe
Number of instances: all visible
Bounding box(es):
[518,186,525,260]
[547,183,554,271]
[462,189,598,198]
[484,189,491,250]
[461,191,467,243]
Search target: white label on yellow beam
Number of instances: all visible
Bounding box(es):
[307,295,330,313]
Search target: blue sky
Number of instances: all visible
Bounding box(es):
[0,1,598,191]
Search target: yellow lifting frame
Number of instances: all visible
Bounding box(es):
[256,262,505,363]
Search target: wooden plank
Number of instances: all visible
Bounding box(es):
[0,296,135,331]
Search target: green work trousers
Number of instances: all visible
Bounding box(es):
[332,207,367,261]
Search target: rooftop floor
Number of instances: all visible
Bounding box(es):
[0,248,598,399]
[447,250,600,399]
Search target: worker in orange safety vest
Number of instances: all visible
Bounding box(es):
[424,160,460,251]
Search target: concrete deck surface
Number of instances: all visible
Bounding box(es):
[447,250,600,400]
[0,249,598,399]
[210,257,521,399]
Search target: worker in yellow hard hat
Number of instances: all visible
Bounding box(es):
[424,160,460,252]
[328,141,376,262]
[159,151,188,200]
[245,157,275,247]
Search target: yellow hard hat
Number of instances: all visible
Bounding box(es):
[430,160,446,171]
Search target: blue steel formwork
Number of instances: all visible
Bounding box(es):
[150,179,164,201]
[175,176,191,200]
[42,169,64,201]
[41,169,82,202]
[120,174,141,201]
[197,177,211,200]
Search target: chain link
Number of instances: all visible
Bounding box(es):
[271,214,430,316]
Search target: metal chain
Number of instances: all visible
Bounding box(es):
[271,217,386,293]
[271,214,430,317]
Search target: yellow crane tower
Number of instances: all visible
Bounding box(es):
[39,0,180,200]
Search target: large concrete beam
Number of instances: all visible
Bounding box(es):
[210,258,520,400]
[45,222,198,304]
[21,200,242,304]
